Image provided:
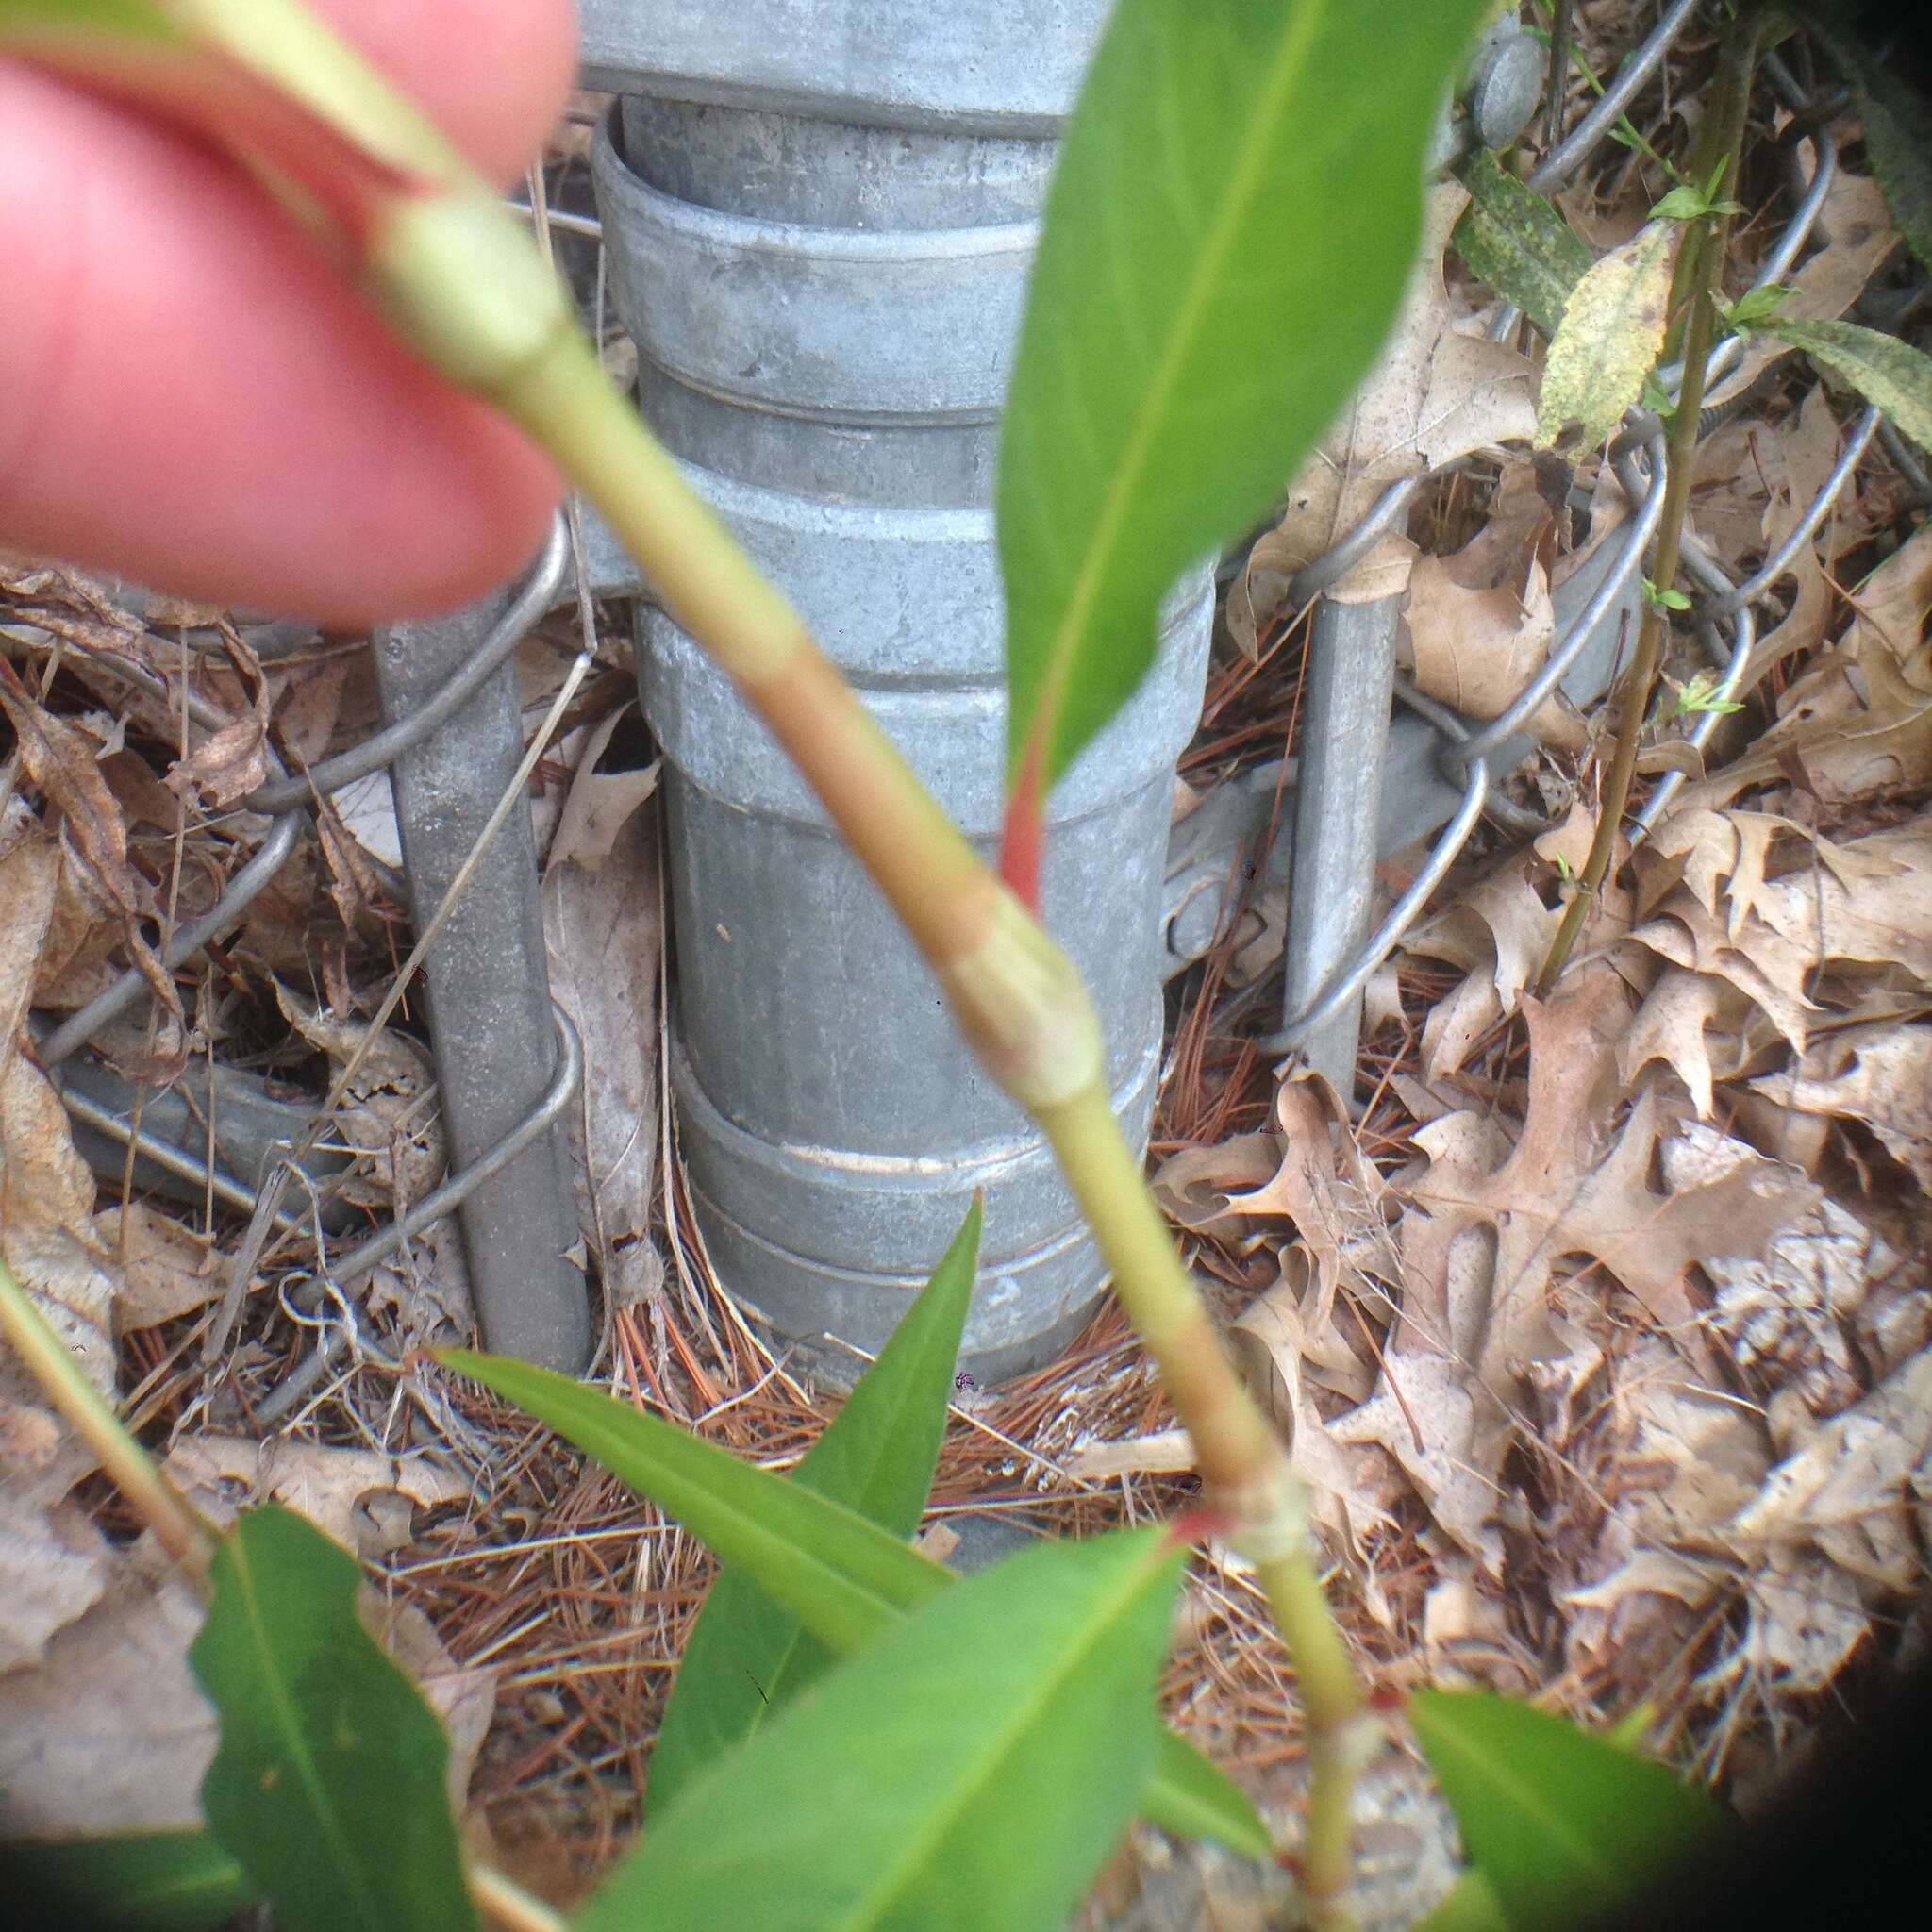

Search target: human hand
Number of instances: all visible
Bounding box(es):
[0,0,575,625]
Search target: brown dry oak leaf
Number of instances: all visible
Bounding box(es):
[0,1534,495,1837]
[1224,1073,1400,1338]
[1755,1024,1932,1190]
[1662,1123,1881,1424]
[1694,1347,1932,1696]
[1151,1134,1281,1247]
[1616,967,1756,1120]
[1401,973,1804,1358]
[1744,384,1853,678]
[93,1204,225,1337]
[1623,815,1932,1056]
[273,982,444,1211]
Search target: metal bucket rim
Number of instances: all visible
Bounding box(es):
[594,106,1041,262]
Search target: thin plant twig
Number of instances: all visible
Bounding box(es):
[1536,15,1763,993]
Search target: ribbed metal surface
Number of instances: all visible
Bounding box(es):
[591,23,1209,1381]
[579,0,1113,134]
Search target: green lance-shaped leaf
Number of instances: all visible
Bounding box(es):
[649,1203,981,1815]
[1,0,180,42]
[442,1349,1271,1861]
[1811,17,1932,276]
[188,1506,476,1932]
[1748,316,1932,454]
[995,0,1492,847]
[5,1831,254,1931]
[1535,219,1682,451]
[1409,1689,1732,1931]
[577,1526,1185,1932]
[1452,149,1593,337]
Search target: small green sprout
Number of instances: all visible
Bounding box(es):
[1641,576,1693,614]
[1720,283,1793,331]
[1651,160,1746,222]
[1661,671,1744,720]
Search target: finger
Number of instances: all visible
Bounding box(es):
[0,0,576,624]
[305,0,578,189]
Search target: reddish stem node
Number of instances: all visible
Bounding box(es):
[996,742,1046,913]
[1165,1505,1238,1551]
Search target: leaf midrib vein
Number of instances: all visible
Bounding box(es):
[1025,0,1331,756]
[228,1530,385,1922]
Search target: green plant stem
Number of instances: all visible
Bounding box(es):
[2,7,1375,1905]
[1041,1084,1368,1923]
[517,321,1371,1918]
[1534,17,1761,994]
[0,1252,214,1586]
[469,1862,567,1932]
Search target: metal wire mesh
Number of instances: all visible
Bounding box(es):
[8,0,1923,1377]
[8,519,585,1370]
[1261,3,1924,1059]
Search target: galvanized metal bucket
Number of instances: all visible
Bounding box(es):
[588,3,1210,1382]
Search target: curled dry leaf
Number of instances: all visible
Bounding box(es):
[1616,966,1754,1120]
[0,1533,496,1839]
[1422,1559,1530,1692]
[1404,457,1581,749]
[1225,1074,1399,1334]
[1622,814,1932,1058]
[273,982,444,1210]
[1330,1343,1500,1571]
[0,824,119,1497]
[1712,1346,1932,1694]
[1229,183,1538,638]
[94,1202,225,1336]
[0,662,181,1031]
[163,630,271,808]
[1668,530,1932,817]
[541,721,663,1313]
[1226,1264,1400,1585]
[164,1436,471,1562]
[1662,1124,1880,1425]
[0,1550,212,1835]
[0,820,129,1675]
[1554,1333,1774,1695]
[0,1494,114,1676]
[1151,1134,1281,1247]
[1407,979,1806,1338]
[1757,521,1932,797]
[1385,975,1805,1568]
[1158,1075,1405,1566]
[542,701,660,874]
[1839,520,1932,663]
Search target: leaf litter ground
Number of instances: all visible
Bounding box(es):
[4,34,1932,1932]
